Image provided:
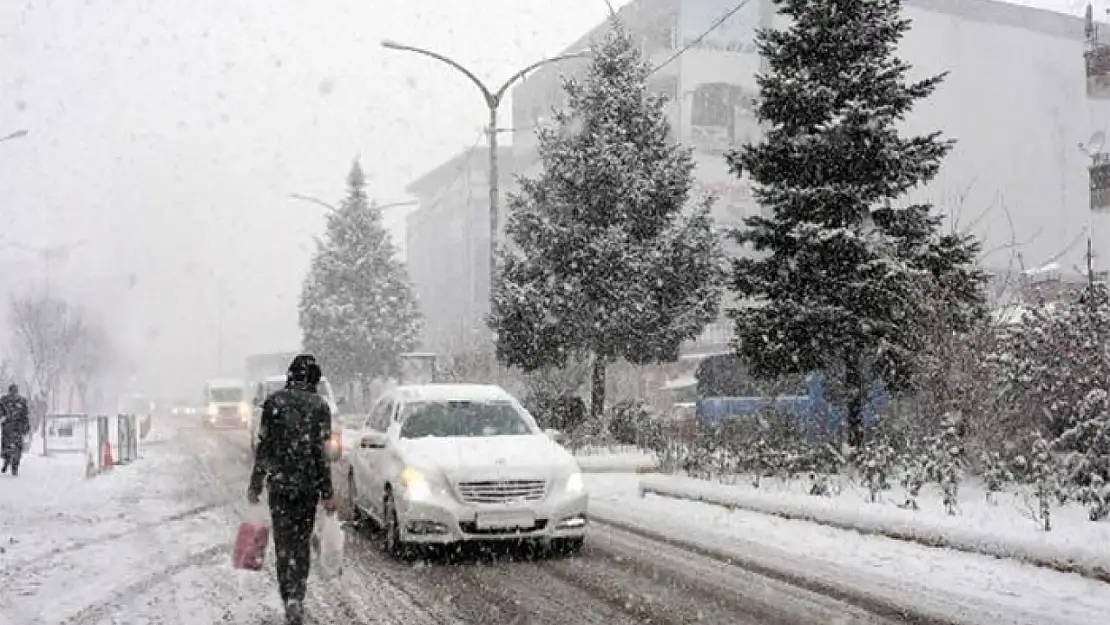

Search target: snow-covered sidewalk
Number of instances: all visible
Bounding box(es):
[0,419,283,624]
[585,474,1110,625]
[634,472,1110,582]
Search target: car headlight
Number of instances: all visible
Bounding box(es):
[565,472,584,494]
[238,403,250,419]
[206,404,217,417]
[400,467,431,501]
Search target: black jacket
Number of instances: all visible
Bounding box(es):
[0,394,29,437]
[248,381,334,500]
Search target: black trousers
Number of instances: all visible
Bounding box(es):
[268,489,319,604]
[1,431,22,472]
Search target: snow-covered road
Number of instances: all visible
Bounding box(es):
[0,419,972,624]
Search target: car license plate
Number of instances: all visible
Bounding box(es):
[475,510,535,530]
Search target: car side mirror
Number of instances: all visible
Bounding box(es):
[544,428,564,443]
[360,432,387,449]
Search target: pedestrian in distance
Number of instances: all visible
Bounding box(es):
[247,354,338,625]
[0,384,31,476]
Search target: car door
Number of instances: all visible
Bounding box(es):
[355,395,394,518]
[364,399,399,521]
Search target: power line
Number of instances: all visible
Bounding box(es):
[651,0,756,74]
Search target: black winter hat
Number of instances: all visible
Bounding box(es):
[287,353,322,384]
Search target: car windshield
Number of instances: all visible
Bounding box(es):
[398,400,534,439]
[209,387,243,403]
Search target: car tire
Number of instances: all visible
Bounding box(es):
[550,537,585,557]
[346,471,369,528]
[382,491,412,561]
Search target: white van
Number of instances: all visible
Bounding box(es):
[202,379,249,429]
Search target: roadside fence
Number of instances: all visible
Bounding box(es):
[40,412,141,477]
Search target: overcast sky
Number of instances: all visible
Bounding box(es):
[0,0,628,400]
[0,0,1095,401]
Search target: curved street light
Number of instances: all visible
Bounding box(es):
[289,193,417,214]
[380,40,588,313]
[0,129,28,144]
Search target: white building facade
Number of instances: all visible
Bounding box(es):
[510,0,1110,344]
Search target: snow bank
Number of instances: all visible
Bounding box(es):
[585,474,1110,625]
[638,473,1110,582]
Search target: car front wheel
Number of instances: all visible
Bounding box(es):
[382,491,412,561]
[346,472,369,528]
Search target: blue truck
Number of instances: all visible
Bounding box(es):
[694,372,887,440]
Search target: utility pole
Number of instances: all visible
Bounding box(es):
[216,279,225,374]
[380,40,588,324]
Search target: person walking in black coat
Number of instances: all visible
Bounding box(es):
[247,354,337,625]
[1,384,31,476]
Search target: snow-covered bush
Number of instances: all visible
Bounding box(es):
[854,436,897,503]
[898,449,930,510]
[1027,433,1058,531]
[930,413,964,515]
[979,450,1013,505]
[1055,387,1110,521]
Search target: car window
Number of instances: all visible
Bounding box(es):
[366,398,392,431]
[398,400,535,439]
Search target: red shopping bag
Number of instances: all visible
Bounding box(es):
[232,505,270,570]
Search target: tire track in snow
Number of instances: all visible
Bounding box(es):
[199,429,453,625]
[0,509,235,624]
[59,544,229,625]
[0,501,226,574]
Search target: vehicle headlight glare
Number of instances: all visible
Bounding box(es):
[401,467,431,500]
[206,404,217,417]
[566,472,584,493]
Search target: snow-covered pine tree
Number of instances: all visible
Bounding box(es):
[489,19,724,418]
[727,0,985,448]
[299,161,422,386]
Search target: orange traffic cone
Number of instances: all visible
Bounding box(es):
[101,440,114,471]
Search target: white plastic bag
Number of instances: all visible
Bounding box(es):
[313,510,344,578]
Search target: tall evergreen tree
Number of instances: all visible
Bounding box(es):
[300,161,422,385]
[490,20,724,418]
[727,0,986,447]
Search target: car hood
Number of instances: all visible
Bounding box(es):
[398,435,576,482]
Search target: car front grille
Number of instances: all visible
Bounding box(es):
[218,406,238,419]
[456,479,547,504]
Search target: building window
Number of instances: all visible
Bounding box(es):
[691,83,733,128]
[690,82,758,153]
[648,75,678,103]
[641,12,677,51]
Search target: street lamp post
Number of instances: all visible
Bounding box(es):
[380,40,587,316]
[7,239,88,299]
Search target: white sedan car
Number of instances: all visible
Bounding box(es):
[347,384,588,558]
